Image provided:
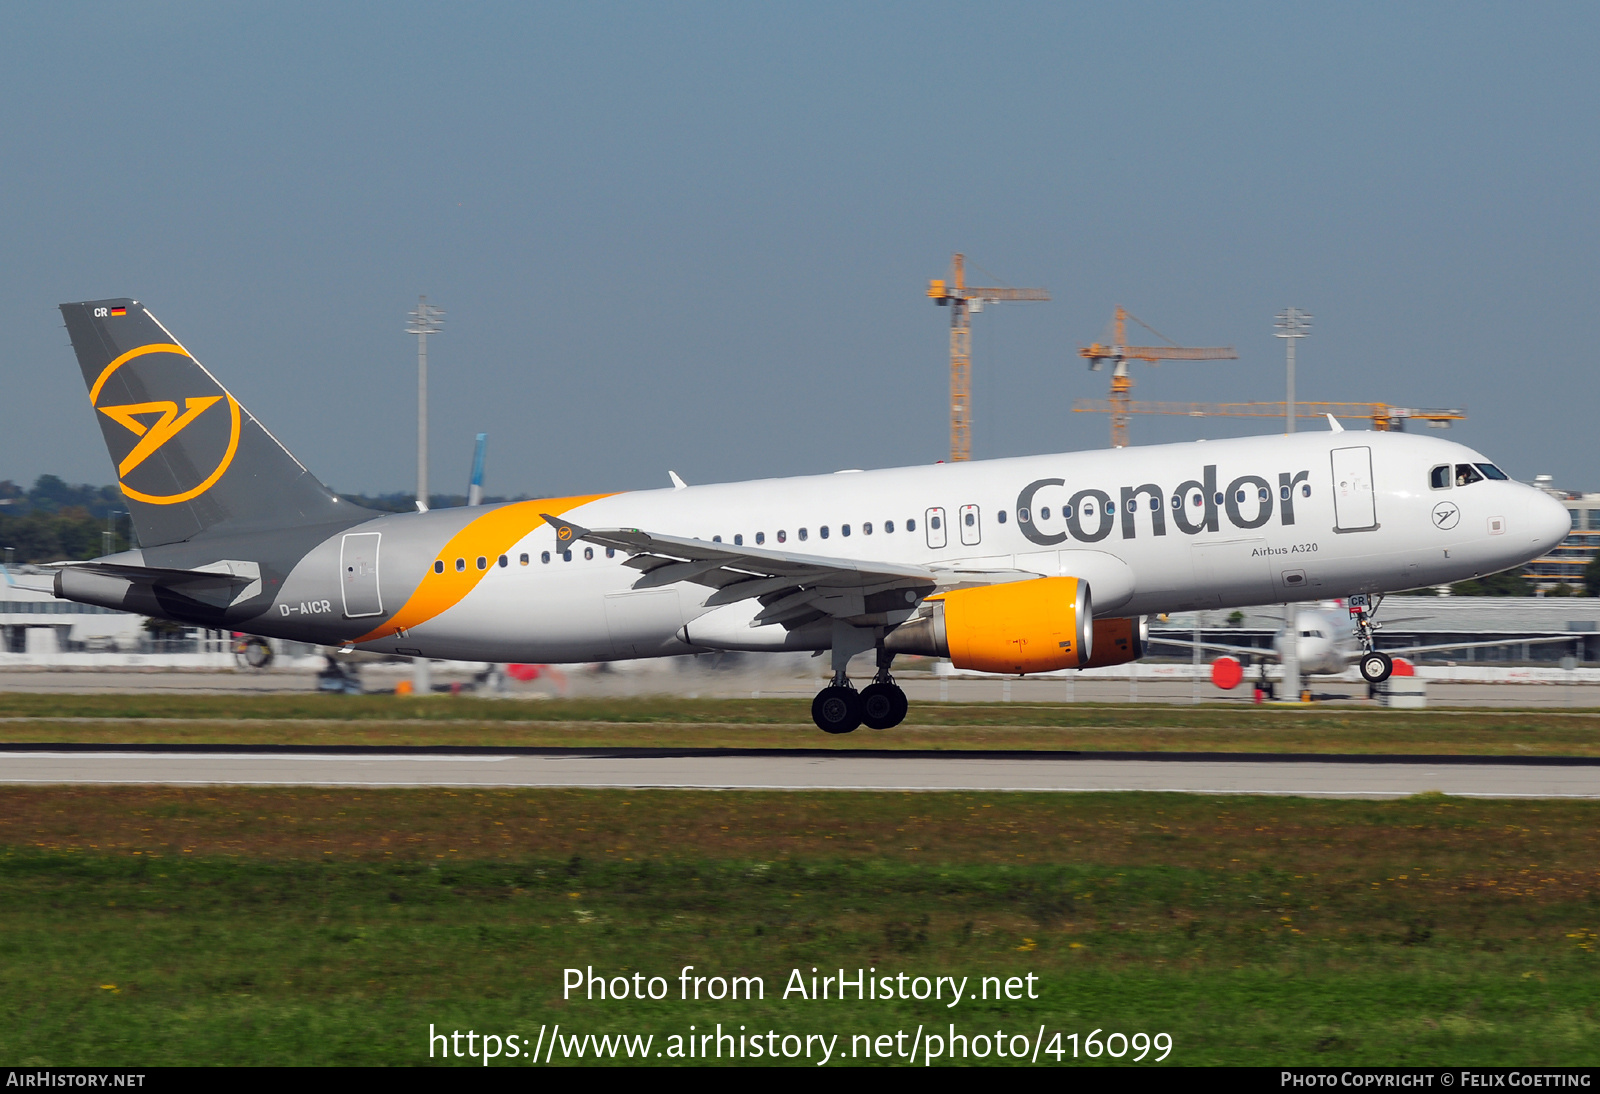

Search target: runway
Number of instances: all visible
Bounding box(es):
[2,747,1598,798]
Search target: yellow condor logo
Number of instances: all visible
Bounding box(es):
[90,343,242,505]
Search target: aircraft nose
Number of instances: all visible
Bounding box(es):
[1528,489,1571,554]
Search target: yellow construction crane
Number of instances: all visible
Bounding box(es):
[1070,399,1467,432]
[1078,306,1238,447]
[927,254,1049,462]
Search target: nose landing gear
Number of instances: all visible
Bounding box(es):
[1359,650,1393,684]
[1349,594,1393,684]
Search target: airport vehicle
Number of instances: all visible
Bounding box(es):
[1150,601,1581,696]
[44,299,1570,732]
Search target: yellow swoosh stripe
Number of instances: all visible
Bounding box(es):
[355,494,614,643]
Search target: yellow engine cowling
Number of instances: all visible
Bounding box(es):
[883,576,1092,674]
[1080,616,1147,669]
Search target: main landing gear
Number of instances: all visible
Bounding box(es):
[811,645,908,734]
[1350,594,1394,685]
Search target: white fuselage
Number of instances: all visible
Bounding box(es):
[289,429,1567,664]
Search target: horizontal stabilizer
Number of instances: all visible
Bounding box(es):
[55,559,263,612]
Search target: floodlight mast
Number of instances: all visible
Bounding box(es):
[1274,307,1311,435]
[404,295,444,699]
[1273,306,1311,704]
[406,295,445,513]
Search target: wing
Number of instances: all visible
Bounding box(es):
[1382,634,1584,657]
[1146,635,1274,660]
[543,514,1034,630]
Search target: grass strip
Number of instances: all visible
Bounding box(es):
[0,787,1595,1066]
[1,695,1600,754]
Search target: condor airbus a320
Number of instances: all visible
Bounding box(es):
[44,299,1569,732]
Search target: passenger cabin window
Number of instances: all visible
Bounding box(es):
[778,530,788,543]
[1430,464,1452,490]
[497,555,508,568]
[541,551,551,564]
[884,521,894,533]
[798,528,808,541]
[863,522,872,535]
[434,560,445,574]
[996,510,1006,524]
[584,547,594,560]
[520,553,530,565]
[820,526,830,539]
[755,532,765,545]
[1455,463,1485,486]
[906,518,916,532]
[733,534,743,546]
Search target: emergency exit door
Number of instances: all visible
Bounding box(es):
[1330,446,1378,532]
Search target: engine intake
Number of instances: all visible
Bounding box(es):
[883,576,1092,674]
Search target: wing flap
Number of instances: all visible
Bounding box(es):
[541,513,944,627]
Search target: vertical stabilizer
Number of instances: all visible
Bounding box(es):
[60,298,356,547]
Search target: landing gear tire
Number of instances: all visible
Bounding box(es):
[235,635,274,670]
[812,686,863,734]
[860,682,908,729]
[1359,651,1393,684]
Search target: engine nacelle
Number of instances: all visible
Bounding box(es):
[1080,615,1146,669]
[883,576,1092,674]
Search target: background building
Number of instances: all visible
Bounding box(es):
[1524,476,1600,590]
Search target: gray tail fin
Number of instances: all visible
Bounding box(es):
[60,298,355,548]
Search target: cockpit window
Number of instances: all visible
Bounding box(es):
[1475,463,1509,481]
[1429,464,1451,490]
[1455,463,1485,486]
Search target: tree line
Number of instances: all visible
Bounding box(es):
[0,476,530,565]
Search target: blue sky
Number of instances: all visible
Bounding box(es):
[3,3,1595,497]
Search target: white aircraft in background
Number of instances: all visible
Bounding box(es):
[1149,600,1582,696]
[41,298,1573,732]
